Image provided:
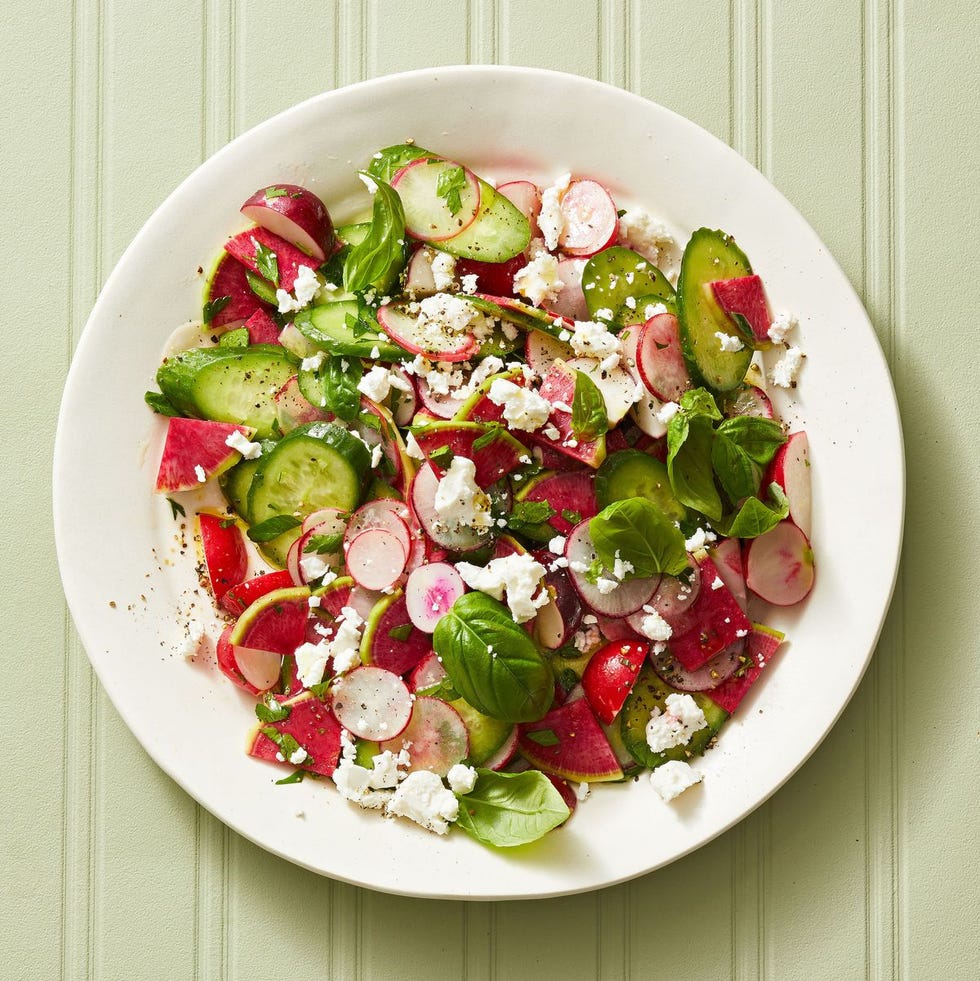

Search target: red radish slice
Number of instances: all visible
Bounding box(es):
[241,184,335,262]
[706,624,784,713]
[635,313,692,401]
[765,431,812,539]
[391,158,481,242]
[745,521,815,606]
[595,614,643,642]
[330,666,413,741]
[247,694,343,777]
[497,180,541,233]
[415,375,466,419]
[725,385,774,419]
[224,226,315,294]
[405,563,465,633]
[620,323,668,438]
[302,506,347,535]
[650,637,744,692]
[483,726,520,771]
[581,640,648,724]
[289,510,346,586]
[377,302,478,362]
[221,570,295,617]
[640,556,702,629]
[558,179,619,257]
[564,519,659,616]
[243,308,281,345]
[232,646,282,693]
[409,463,489,552]
[160,321,221,359]
[155,418,254,493]
[345,500,413,557]
[519,698,623,782]
[549,258,590,320]
[197,512,248,602]
[564,356,637,426]
[710,274,772,343]
[275,375,328,433]
[379,696,469,776]
[710,538,747,611]
[216,624,260,694]
[205,251,272,331]
[408,651,446,693]
[389,367,417,426]
[404,246,438,295]
[345,529,408,591]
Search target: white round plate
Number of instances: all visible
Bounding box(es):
[54,67,904,900]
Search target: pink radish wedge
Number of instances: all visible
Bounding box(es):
[216,624,261,694]
[745,520,815,606]
[203,251,271,331]
[247,694,343,777]
[635,312,691,401]
[376,301,478,362]
[389,366,417,426]
[197,512,248,602]
[410,463,489,552]
[241,184,335,262]
[224,226,316,294]
[483,725,520,771]
[345,529,408,591]
[581,640,648,724]
[558,180,619,257]
[709,537,747,611]
[380,696,469,776]
[244,308,281,345]
[274,375,329,434]
[404,246,438,295]
[710,274,772,343]
[391,158,481,242]
[706,624,785,713]
[636,555,701,630]
[155,418,255,493]
[405,563,465,633]
[533,572,583,650]
[765,431,812,539]
[330,666,413,741]
[725,385,774,419]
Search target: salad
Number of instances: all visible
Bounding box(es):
[147,144,815,848]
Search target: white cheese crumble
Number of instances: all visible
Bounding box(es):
[595,577,619,595]
[433,456,494,532]
[413,293,493,352]
[460,273,479,294]
[404,431,425,460]
[357,364,394,402]
[301,351,325,372]
[573,624,601,652]
[770,346,805,388]
[645,693,709,753]
[638,605,673,642]
[430,252,457,291]
[293,605,364,687]
[711,575,724,591]
[548,535,567,556]
[176,619,207,660]
[447,763,478,795]
[455,552,549,623]
[513,252,564,307]
[486,379,551,432]
[574,781,591,801]
[650,760,702,802]
[684,527,716,551]
[225,429,262,460]
[643,301,669,321]
[656,401,680,425]
[387,769,460,835]
[538,173,571,251]
[715,331,745,353]
[612,551,635,581]
[618,209,675,265]
[194,464,207,483]
[370,444,384,469]
[298,553,333,582]
[768,310,797,344]
[276,264,320,314]
[569,319,621,362]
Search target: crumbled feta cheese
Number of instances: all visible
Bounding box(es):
[333,758,392,810]
[684,527,716,551]
[294,641,330,689]
[414,293,493,352]
[569,319,621,361]
[368,748,412,789]
[409,354,466,398]
[357,364,395,402]
[370,443,384,469]
[288,745,308,765]
[486,379,551,432]
[573,624,601,652]
[308,595,321,609]
[542,424,561,441]
[538,173,571,251]
[359,173,379,195]
[404,431,425,460]
[638,605,673,642]
[715,331,745,353]
[447,763,478,795]
[770,346,805,388]
[645,693,708,753]
[299,553,332,582]
[548,535,567,556]
[301,351,325,372]
[294,605,364,686]
[595,577,619,595]
[656,401,680,425]
[176,619,207,659]
[387,769,460,834]
[194,464,207,483]
[768,310,797,344]
[513,252,564,307]
[434,456,495,532]
[612,551,634,581]
[430,252,457,291]
[618,209,674,265]
[449,355,505,402]
[711,575,724,591]
[455,552,549,623]
[574,781,591,801]
[225,429,262,460]
[276,264,321,313]
[460,273,479,294]
[644,302,668,321]
[650,759,702,802]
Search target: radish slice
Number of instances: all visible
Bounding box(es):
[410,463,489,552]
[330,666,413,741]
[404,247,438,295]
[379,696,469,776]
[416,375,467,419]
[392,158,481,242]
[275,375,328,433]
[619,322,668,438]
[549,258,590,320]
[765,432,812,539]
[405,563,465,633]
[302,506,347,535]
[344,500,413,557]
[348,584,385,622]
[288,511,347,586]
[649,638,744,692]
[725,385,774,419]
[389,367,417,426]
[635,313,691,401]
[564,356,637,426]
[240,184,334,262]
[345,529,408,591]
[377,302,478,362]
[558,180,619,257]
[497,180,541,233]
[232,646,282,693]
[533,572,583,650]
[710,538,747,611]
[524,328,573,376]
[564,520,659,616]
[482,725,519,771]
[408,651,446,693]
[745,520,815,606]
[595,614,643,642]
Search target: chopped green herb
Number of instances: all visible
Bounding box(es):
[248,514,302,542]
[275,770,306,785]
[303,531,344,555]
[561,509,582,525]
[429,444,455,468]
[218,327,249,348]
[309,681,332,700]
[246,269,278,305]
[506,499,556,536]
[145,391,179,417]
[525,728,560,747]
[203,295,231,324]
[435,163,468,216]
[255,697,291,724]
[253,240,280,287]
[571,370,609,441]
[264,186,289,199]
[472,425,503,452]
[388,623,414,643]
[166,497,186,519]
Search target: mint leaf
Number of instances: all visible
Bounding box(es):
[203,295,231,324]
[255,697,291,724]
[472,424,503,452]
[571,370,608,441]
[589,497,689,578]
[253,240,280,287]
[246,269,278,306]
[218,327,249,348]
[275,770,306,785]
[436,163,467,216]
[506,499,556,536]
[388,623,413,643]
[248,515,302,543]
[428,444,454,468]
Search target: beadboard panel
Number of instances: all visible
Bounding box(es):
[5,1,979,979]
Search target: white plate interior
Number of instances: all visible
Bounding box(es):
[54,66,903,900]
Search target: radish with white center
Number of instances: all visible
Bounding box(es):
[408,651,446,693]
[564,356,636,426]
[533,572,584,650]
[404,246,438,294]
[635,312,692,401]
[524,324,573,375]
[558,179,619,257]
[549,258,590,320]
[288,510,347,586]
[405,563,465,633]
[345,529,409,591]
[710,538,747,611]
[274,375,329,433]
[415,375,467,419]
[482,726,520,771]
[391,158,482,241]
[764,431,812,539]
[330,666,413,741]
[344,500,413,557]
[497,180,541,233]
[231,646,282,693]
[240,184,335,262]
[379,696,469,776]
[641,556,702,628]
[745,520,815,606]
[389,366,417,426]
[725,385,774,419]
[224,226,316,294]
[376,301,480,363]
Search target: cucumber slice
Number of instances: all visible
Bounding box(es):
[219,455,263,518]
[336,222,371,247]
[582,246,675,326]
[393,158,482,241]
[620,665,728,769]
[594,450,687,522]
[293,301,407,360]
[449,699,515,767]
[676,228,754,392]
[467,295,566,339]
[247,422,370,529]
[156,345,297,439]
[434,181,531,263]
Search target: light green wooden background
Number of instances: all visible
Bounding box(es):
[3,1,978,978]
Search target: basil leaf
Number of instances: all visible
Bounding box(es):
[166,497,186,519]
[218,327,250,348]
[343,176,406,294]
[679,387,722,421]
[716,416,787,466]
[589,498,688,578]
[246,270,279,306]
[506,499,557,536]
[366,144,433,183]
[667,412,722,521]
[472,424,503,452]
[308,681,332,700]
[432,593,554,723]
[436,163,467,215]
[417,676,461,702]
[714,483,790,539]
[711,432,760,502]
[429,445,454,468]
[454,769,570,848]
[145,390,179,417]
[304,531,343,554]
[203,295,231,324]
[255,697,290,724]
[306,356,362,422]
[571,370,609,441]
[248,515,302,542]
[561,508,582,525]
[525,728,560,747]
[388,623,413,643]
[253,240,280,287]
[275,770,306,785]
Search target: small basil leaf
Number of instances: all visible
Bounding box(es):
[436,163,467,216]
[253,240,280,287]
[524,728,560,747]
[716,416,787,466]
[711,432,760,502]
[246,270,279,306]
[388,623,413,643]
[506,499,557,536]
[304,532,344,555]
[343,176,406,294]
[145,391,179,417]
[255,697,291,724]
[713,483,790,539]
[667,412,722,521]
[571,370,609,441]
[589,497,688,578]
[203,295,231,324]
[248,515,302,542]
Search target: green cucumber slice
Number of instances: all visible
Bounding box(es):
[219,456,263,519]
[156,345,297,439]
[594,450,687,522]
[449,699,514,767]
[293,301,407,360]
[434,181,531,263]
[676,228,754,392]
[620,665,728,769]
[336,222,371,247]
[582,246,675,326]
[247,422,370,529]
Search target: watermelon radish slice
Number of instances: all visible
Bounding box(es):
[345,529,408,591]
[405,563,465,633]
[580,640,648,725]
[391,157,481,242]
[635,312,691,401]
[244,308,281,345]
[558,180,619,257]
[330,666,413,741]
[216,623,261,694]
[275,375,328,434]
[376,301,479,362]
[360,591,432,676]
[706,624,785,713]
[196,512,248,602]
[220,570,294,616]
[155,418,255,493]
[649,637,744,692]
[527,362,606,468]
[240,184,335,262]
[549,258,590,320]
[595,614,643,643]
[710,538,747,611]
[411,421,527,488]
[745,520,815,606]
[519,698,623,782]
[408,651,446,693]
[246,692,343,777]
[415,375,467,419]
[204,251,272,331]
[224,226,314,294]
[389,366,417,426]
[639,556,702,629]
[764,431,812,540]
[379,696,469,776]
[710,274,772,343]
[409,463,489,552]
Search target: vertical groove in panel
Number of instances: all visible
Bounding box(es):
[470,0,498,63]
[599,0,627,88]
